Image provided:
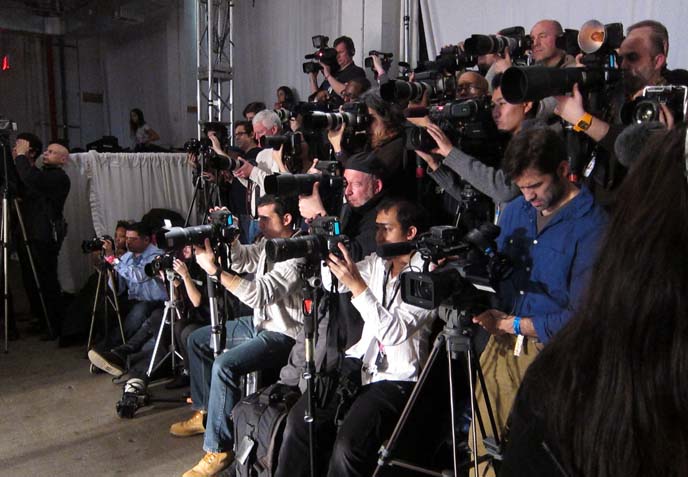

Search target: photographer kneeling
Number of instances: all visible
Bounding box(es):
[171,195,305,477]
[275,198,437,477]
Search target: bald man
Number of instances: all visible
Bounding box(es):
[530,19,576,68]
[456,71,489,99]
[13,137,71,339]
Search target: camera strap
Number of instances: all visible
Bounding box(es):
[381,266,401,310]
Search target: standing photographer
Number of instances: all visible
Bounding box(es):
[171,195,304,477]
[276,198,436,477]
[309,36,367,102]
[12,136,70,339]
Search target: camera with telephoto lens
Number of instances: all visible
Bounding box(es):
[365,50,393,71]
[144,253,176,277]
[264,169,345,199]
[303,35,339,75]
[401,223,511,309]
[260,132,304,173]
[302,101,370,132]
[266,216,349,263]
[463,26,532,62]
[184,137,241,172]
[380,73,457,104]
[420,45,477,74]
[81,235,114,253]
[621,85,688,125]
[404,96,495,153]
[156,209,240,250]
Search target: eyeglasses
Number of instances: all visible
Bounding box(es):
[456,84,484,94]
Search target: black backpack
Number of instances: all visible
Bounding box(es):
[231,383,301,477]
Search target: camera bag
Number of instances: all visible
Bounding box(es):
[231,382,301,477]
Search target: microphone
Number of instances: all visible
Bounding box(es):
[614,121,666,169]
[376,241,416,258]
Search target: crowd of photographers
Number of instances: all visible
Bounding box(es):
[7,16,687,477]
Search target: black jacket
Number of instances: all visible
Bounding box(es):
[14,155,70,243]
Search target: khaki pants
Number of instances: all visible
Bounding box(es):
[469,334,542,477]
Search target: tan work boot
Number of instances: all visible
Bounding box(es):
[182,451,233,477]
[170,410,206,437]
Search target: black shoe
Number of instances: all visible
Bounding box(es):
[88,349,127,377]
[165,373,190,389]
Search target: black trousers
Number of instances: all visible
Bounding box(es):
[276,378,413,477]
[17,237,62,334]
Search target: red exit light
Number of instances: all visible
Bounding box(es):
[1,55,9,71]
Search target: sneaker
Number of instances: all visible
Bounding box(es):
[182,451,233,477]
[170,410,206,437]
[88,349,126,377]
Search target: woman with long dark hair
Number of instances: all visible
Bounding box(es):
[129,108,160,150]
[500,126,688,477]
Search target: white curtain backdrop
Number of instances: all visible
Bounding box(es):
[419,0,688,72]
[59,152,193,292]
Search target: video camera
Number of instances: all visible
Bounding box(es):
[266,216,349,263]
[81,235,114,254]
[303,35,339,75]
[621,85,688,124]
[400,223,511,309]
[156,209,240,250]
[144,253,176,277]
[365,50,393,71]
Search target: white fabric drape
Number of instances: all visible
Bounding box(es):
[420,1,688,73]
[59,152,193,292]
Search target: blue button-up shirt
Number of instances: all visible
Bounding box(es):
[115,244,168,302]
[496,186,607,343]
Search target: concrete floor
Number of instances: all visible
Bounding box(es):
[0,333,208,477]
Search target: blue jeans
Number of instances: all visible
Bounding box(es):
[187,316,295,453]
[123,300,163,340]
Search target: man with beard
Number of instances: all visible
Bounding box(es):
[552,20,688,200]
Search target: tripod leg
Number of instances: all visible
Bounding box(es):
[373,333,447,477]
[107,269,126,344]
[146,306,171,377]
[13,200,54,338]
[465,345,480,477]
[2,201,8,352]
[86,271,104,352]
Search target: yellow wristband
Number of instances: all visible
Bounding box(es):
[572,112,593,132]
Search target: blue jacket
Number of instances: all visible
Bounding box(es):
[115,244,167,302]
[496,186,607,343]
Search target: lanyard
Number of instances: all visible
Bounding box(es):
[381,266,401,310]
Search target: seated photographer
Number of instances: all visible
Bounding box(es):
[416,73,534,211]
[88,246,207,382]
[102,221,167,341]
[468,127,607,476]
[499,125,688,477]
[171,195,305,477]
[329,93,415,199]
[275,198,436,477]
[309,35,366,103]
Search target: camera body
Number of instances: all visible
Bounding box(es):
[144,253,176,277]
[622,85,688,124]
[463,26,532,63]
[265,216,349,263]
[364,50,393,71]
[184,137,241,172]
[380,74,457,104]
[81,235,114,254]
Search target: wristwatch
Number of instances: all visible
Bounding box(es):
[572,112,593,132]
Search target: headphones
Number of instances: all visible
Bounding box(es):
[336,37,355,57]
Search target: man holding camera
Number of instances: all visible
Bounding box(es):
[171,195,304,477]
[101,221,167,341]
[469,127,606,475]
[309,36,367,102]
[275,198,436,477]
[12,135,71,338]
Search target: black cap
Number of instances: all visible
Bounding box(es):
[345,151,384,177]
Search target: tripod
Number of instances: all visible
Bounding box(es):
[373,306,502,477]
[86,259,125,355]
[146,269,184,377]
[184,152,224,227]
[1,144,53,351]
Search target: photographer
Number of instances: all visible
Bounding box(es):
[309,36,367,102]
[530,20,576,68]
[275,198,436,477]
[102,221,167,340]
[416,73,533,210]
[12,136,70,338]
[171,195,304,477]
[468,127,607,476]
[329,93,414,199]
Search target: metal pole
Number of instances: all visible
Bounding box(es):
[207,0,215,122]
[196,0,202,138]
